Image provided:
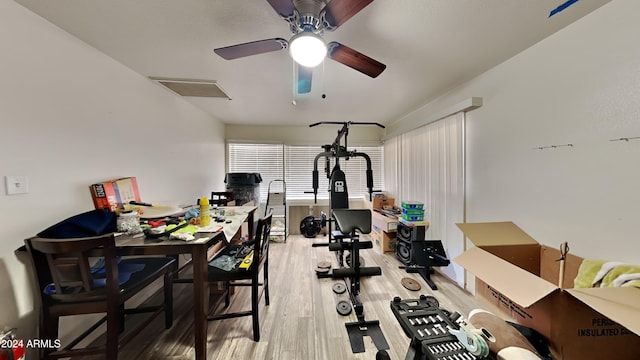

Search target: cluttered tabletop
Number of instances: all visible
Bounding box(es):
[116,202,257,245]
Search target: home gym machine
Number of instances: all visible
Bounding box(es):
[309,121,389,354]
[308,121,381,250]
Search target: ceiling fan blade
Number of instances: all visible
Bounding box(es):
[327,41,386,78]
[323,0,374,29]
[266,0,296,18]
[297,65,313,94]
[214,38,288,60]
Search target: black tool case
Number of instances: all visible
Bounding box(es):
[390,295,483,360]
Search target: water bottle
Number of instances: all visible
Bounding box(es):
[199,197,211,226]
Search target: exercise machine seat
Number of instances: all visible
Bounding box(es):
[333,209,372,235]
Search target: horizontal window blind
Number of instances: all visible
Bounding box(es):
[227,143,284,202]
[227,142,384,202]
[284,145,330,200]
[285,145,384,200]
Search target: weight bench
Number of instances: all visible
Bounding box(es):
[323,209,389,354]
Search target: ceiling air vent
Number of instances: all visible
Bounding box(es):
[149,77,232,99]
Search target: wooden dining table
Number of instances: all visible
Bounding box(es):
[115,205,258,360]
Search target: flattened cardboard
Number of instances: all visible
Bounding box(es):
[568,287,640,336]
[456,221,537,246]
[454,247,557,308]
[484,243,541,274]
[539,245,583,287]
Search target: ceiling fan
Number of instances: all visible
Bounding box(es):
[214,0,386,94]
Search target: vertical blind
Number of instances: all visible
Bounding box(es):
[384,112,465,287]
[227,142,384,202]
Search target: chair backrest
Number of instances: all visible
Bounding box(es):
[251,213,272,267]
[24,234,118,302]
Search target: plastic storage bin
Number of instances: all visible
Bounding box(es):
[225,173,262,206]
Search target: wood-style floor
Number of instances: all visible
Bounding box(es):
[83,235,485,359]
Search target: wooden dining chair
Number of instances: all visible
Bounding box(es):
[206,212,272,341]
[24,234,176,360]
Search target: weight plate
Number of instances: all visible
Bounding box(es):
[317,260,332,269]
[332,282,346,294]
[336,300,352,316]
[401,277,421,291]
[345,254,365,267]
[300,216,320,238]
[315,267,330,274]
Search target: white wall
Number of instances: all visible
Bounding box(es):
[226,124,384,146]
[0,0,225,346]
[387,0,640,272]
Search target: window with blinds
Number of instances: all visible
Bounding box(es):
[227,143,284,202]
[284,145,384,200]
[227,142,384,202]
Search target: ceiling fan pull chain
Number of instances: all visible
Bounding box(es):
[321,58,326,99]
[292,59,297,106]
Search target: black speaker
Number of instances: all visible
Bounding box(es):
[397,223,426,242]
[395,239,450,267]
[395,240,412,265]
[410,240,450,267]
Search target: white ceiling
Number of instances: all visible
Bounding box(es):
[16,0,611,126]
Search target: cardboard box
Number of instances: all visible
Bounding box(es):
[454,222,640,360]
[372,196,395,210]
[372,210,398,232]
[400,213,424,222]
[400,201,424,209]
[398,217,430,228]
[90,177,141,211]
[371,226,396,253]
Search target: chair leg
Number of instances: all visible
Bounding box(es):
[171,255,180,279]
[252,277,260,341]
[264,260,270,306]
[119,304,125,333]
[40,311,59,359]
[106,302,121,360]
[224,281,231,308]
[164,270,173,329]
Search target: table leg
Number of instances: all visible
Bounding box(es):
[192,245,209,359]
[247,210,255,240]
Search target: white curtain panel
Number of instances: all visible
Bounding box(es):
[384,112,465,287]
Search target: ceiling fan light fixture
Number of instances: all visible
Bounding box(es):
[289,31,327,68]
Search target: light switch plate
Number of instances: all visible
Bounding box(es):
[5,175,29,195]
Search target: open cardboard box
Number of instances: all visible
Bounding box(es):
[364,192,395,210]
[454,221,640,360]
